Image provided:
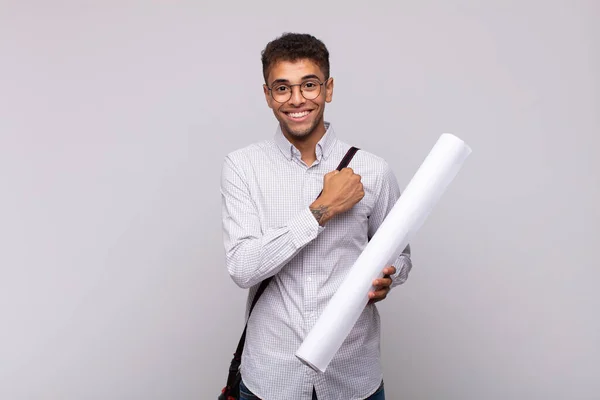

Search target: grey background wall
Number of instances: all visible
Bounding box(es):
[1,1,598,399]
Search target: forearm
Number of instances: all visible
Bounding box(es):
[225,207,322,288]
[367,162,413,289]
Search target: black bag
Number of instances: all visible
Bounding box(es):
[219,146,359,400]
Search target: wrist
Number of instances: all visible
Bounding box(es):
[309,200,336,226]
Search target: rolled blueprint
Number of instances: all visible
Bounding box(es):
[295,133,472,373]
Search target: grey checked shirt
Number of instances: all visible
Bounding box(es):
[221,122,412,400]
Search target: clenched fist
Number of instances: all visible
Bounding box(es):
[309,168,364,226]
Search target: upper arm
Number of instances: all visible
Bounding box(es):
[221,156,261,250]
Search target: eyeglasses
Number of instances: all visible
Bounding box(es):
[266,78,328,103]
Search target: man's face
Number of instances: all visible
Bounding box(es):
[263,59,334,140]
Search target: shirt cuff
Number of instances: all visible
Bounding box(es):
[289,207,324,248]
[390,254,413,288]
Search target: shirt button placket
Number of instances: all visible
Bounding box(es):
[303,167,317,332]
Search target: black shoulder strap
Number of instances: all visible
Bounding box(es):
[336,146,360,171]
[226,146,360,377]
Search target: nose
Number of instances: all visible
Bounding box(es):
[288,85,306,106]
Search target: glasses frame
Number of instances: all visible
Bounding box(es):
[266,78,329,104]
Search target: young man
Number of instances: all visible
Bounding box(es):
[221,33,412,400]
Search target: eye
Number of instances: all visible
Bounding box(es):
[302,81,320,91]
[274,85,290,92]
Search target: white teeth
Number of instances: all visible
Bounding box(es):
[288,111,310,118]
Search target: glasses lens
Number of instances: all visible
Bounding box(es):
[301,80,322,100]
[271,84,291,103]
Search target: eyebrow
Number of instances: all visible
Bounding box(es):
[270,74,323,85]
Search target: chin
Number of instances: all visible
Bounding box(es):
[286,127,314,138]
[279,117,321,139]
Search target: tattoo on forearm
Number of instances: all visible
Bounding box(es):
[310,205,330,224]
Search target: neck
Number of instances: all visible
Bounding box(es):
[282,121,327,166]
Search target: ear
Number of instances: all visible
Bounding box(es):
[325,78,334,103]
[263,84,274,109]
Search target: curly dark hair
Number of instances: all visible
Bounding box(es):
[261,33,330,83]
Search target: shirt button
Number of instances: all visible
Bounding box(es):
[307,277,312,282]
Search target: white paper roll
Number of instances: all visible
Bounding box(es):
[295,133,472,373]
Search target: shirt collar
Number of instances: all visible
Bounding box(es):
[274,121,338,162]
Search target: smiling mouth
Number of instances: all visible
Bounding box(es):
[284,110,313,121]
